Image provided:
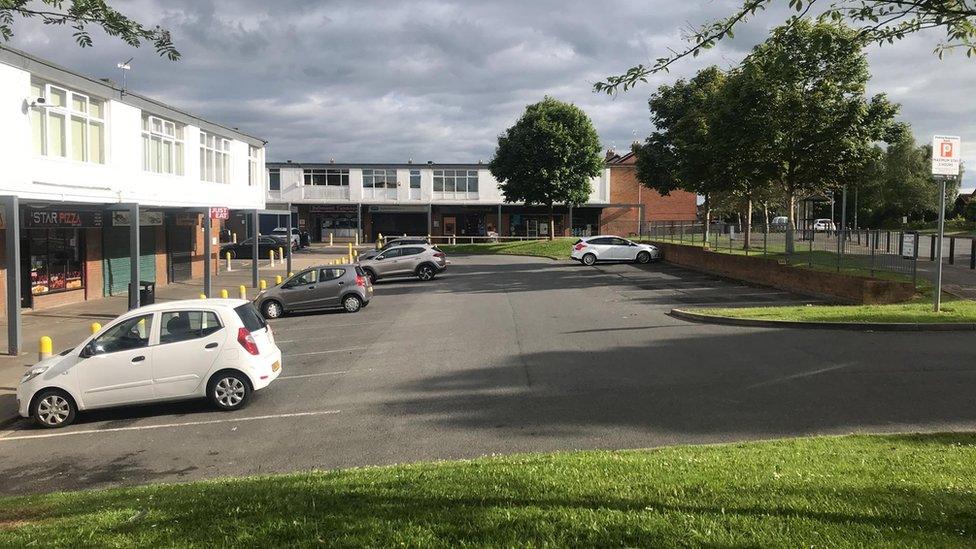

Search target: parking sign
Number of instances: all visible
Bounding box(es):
[932,135,961,176]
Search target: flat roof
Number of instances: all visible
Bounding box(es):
[0,46,266,147]
[267,162,487,170]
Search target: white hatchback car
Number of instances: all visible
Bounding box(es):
[17,299,282,428]
[571,235,661,266]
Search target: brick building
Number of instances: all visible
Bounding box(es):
[599,149,698,235]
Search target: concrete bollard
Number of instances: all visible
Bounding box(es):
[232,232,237,244]
[276,275,283,285]
[329,233,333,246]
[355,233,360,246]
[427,234,431,245]
[260,279,267,290]
[39,336,52,361]
[269,249,276,267]
[377,233,384,249]
[220,288,229,299]
[226,252,233,272]
[90,322,101,335]
[239,285,247,299]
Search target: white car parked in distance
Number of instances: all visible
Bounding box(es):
[17,299,282,428]
[571,235,661,266]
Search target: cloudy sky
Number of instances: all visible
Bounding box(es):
[7,0,975,192]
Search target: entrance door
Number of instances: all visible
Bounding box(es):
[103,226,157,296]
[167,221,193,282]
[443,216,457,236]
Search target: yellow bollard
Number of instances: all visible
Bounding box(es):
[39,336,52,361]
[353,250,358,260]
[260,279,267,290]
[269,249,276,268]
[355,233,359,246]
[347,242,353,256]
[289,271,294,277]
[278,247,284,260]
[90,322,101,335]
[199,293,207,299]
[329,233,333,247]
[232,232,237,243]
[239,285,247,300]
[226,252,233,272]
[276,275,283,285]
[220,288,229,299]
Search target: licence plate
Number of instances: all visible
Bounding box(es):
[272,361,280,372]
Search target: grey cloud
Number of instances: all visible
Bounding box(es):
[7,0,974,191]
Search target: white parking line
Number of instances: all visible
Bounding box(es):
[272,320,395,332]
[0,410,341,442]
[283,347,368,358]
[277,369,372,380]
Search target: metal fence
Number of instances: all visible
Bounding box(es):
[643,222,929,284]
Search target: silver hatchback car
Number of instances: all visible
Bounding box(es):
[254,263,373,318]
[358,244,447,283]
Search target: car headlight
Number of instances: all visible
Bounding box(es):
[21,365,50,384]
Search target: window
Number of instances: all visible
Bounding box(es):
[200,131,231,183]
[289,270,318,286]
[249,145,262,186]
[268,168,281,191]
[303,168,349,186]
[90,314,153,355]
[319,268,345,281]
[141,115,184,175]
[398,247,424,256]
[30,80,105,163]
[160,311,222,344]
[27,228,84,295]
[433,170,479,196]
[233,303,267,332]
[409,170,421,189]
[377,248,403,260]
[362,169,397,189]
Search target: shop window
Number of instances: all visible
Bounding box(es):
[28,228,84,295]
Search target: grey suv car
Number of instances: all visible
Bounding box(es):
[359,244,447,283]
[254,264,372,318]
[359,237,430,260]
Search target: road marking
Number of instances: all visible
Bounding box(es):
[0,410,341,442]
[283,347,368,358]
[743,363,851,391]
[277,369,372,380]
[272,320,395,332]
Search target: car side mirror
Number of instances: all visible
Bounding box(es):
[79,343,96,358]
[375,255,385,261]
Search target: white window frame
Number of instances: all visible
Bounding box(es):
[142,114,184,175]
[30,80,106,164]
[303,168,349,186]
[248,145,262,186]
[433,169,479,200]
[200,131,232,183]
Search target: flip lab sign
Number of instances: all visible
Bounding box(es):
[932,135,961,176]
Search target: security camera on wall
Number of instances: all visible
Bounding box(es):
[29,96,47,108]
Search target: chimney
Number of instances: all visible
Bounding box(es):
[605,147,617,162]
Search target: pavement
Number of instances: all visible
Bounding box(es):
[2,254,975,496]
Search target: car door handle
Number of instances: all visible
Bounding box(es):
[205,342,219,349]
[131,355,146,363]
[337,281,344,285]
[307,286,315,290]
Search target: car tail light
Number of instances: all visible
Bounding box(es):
[355,275,366,287]
[237,327,259,356]
[433,252,446,258]
[574,243,586,251]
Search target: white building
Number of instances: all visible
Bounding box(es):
[0,46,267,352]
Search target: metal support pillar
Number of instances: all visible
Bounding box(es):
[357,204,362,243]
[428,204,434,236]
[567,205,573,237]
[3,196,21,355]
[203,210,212,297]
[251,210,260,288]
[496,204,502,236]
[286,204,293,275]
[128,203,141,310]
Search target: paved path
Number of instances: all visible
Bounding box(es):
[1,255,974,495]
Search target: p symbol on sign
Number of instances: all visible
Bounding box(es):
[941,142,953,158]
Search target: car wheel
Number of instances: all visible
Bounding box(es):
[363,269,377,285]
[208,371,251,411]
[417,264,436,281]
[342,294,362,313]
[582,253,597,266]
[636,251,651,264]
[262,299,283,319]
[31,389,76,429]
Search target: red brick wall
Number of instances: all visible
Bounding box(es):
[604,165,697,227]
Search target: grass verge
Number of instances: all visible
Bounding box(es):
[3,434,976,546]
[696,296,976,324]
[440,238,576,260]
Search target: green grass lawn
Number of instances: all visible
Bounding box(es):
[696,295,976,324]
[440,238,576,259]
[2,434,976,546]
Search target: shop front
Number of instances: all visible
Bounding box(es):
[308,204,359,242]
[366,205,428,241]
[20,207,103,310]
[103,209,161,297]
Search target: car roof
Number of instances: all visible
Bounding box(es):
[582,235,625,240]
[127,298,250,314]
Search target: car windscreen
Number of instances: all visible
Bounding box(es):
[234,303,267,332]
[355,266,367,276]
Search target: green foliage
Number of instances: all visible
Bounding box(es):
[3,434,976,546]
[490,97,603,209]
[0,0,179,60]
[965,200,976,222]
[595,0,976,94]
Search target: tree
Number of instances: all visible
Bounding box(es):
[490,97,603,240]
[595,0,976,94]
[1,0,179,59]
[730,21,900,250]
[633,66,730,243]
